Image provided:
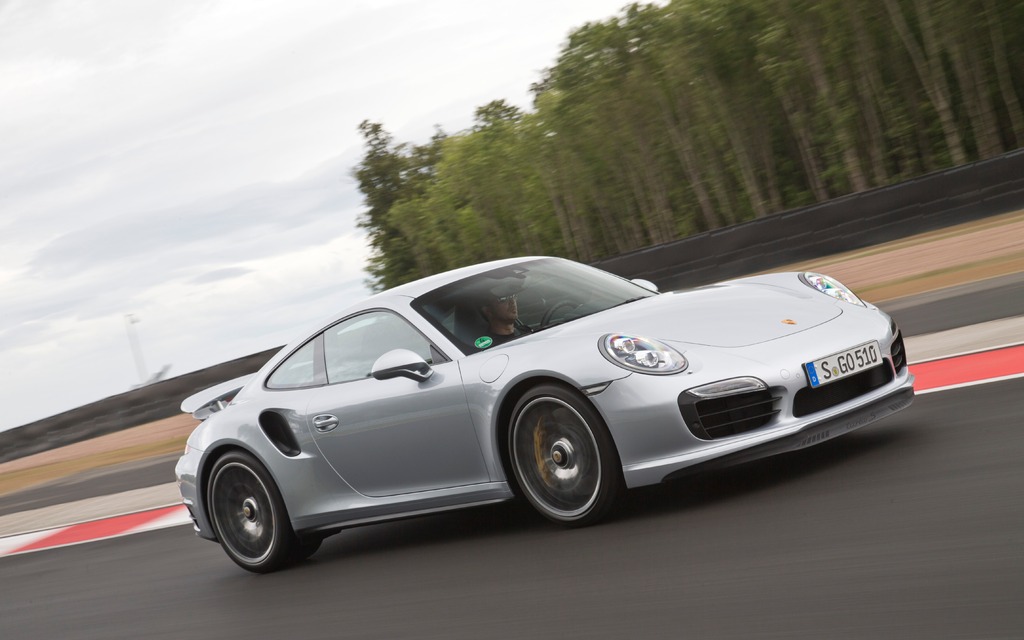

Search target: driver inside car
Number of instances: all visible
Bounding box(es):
[478,283,531,347]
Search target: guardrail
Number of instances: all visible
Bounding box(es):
[2,149,1023,464]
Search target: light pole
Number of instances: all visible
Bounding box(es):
[124,314,149,385]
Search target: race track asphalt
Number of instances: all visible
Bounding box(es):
[2,277,1023,639]
[1,376,1022,639]
[881,271,1024,335]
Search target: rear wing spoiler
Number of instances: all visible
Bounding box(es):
[181,374,254,420]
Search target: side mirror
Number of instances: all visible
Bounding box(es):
[631,278,659,292]
[371,349,433,382]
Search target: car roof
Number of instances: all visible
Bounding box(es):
[272,256,557,356]
[365,256,556,301]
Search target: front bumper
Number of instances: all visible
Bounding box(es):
[662,386,914,482]
[620,376,914,487]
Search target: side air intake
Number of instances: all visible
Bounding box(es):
[258,411,302,457]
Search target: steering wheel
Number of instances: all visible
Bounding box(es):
[540,301,579,328]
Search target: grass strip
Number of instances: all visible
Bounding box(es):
[861,253,1024,301]
[0,436,187,498]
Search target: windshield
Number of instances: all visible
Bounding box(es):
[411,258,657,353]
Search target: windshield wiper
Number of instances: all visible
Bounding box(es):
[610,296,648,309]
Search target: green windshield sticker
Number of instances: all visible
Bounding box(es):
[475,336,493,349]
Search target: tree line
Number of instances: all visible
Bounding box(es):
[355,0,1024,291]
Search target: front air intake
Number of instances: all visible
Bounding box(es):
[679,389,780,440]
[891,330,907,373]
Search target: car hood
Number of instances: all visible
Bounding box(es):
[539,282,842,348]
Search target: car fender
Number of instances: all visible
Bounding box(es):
[457,335,632,480]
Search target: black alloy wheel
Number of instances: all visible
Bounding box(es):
[207,450,298,573]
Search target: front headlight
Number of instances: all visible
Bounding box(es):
[799,272,865,306]
[600,334,687,375]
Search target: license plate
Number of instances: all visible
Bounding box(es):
[804,341,881,388]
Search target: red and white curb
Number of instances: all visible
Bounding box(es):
[1,343,1021,559]
[911,343,1024,394]
[0,505,189,557]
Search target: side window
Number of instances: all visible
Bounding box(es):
[324,311,434,385]
[266,340,318,389]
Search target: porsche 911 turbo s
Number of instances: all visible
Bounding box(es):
[175,257,913,572]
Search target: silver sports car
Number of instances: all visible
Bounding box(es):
[175,257,913,572]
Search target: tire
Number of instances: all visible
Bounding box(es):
[508,384,623,526]
[206,450,297,573]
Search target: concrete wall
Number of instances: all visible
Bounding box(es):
[593,149,1024,290]
[0,348,279,464]
[2,149,1023,463]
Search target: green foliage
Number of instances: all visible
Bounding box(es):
[355,0,1024,290]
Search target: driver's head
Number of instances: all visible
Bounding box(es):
[481,292,518,326]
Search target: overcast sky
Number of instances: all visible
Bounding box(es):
[0,0,635,432]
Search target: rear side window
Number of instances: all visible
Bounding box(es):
[266,340,319,389]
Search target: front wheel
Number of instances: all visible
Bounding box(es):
[508,384,623,526]
[207,451,297,573]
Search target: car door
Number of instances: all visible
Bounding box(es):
[305,309,489,497]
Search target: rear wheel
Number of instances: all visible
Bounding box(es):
[508,384,623,526]
[207,451,297,573]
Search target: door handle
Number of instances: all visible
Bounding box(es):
[312,414,340,432]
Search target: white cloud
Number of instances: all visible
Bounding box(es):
[0,0,633,430]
